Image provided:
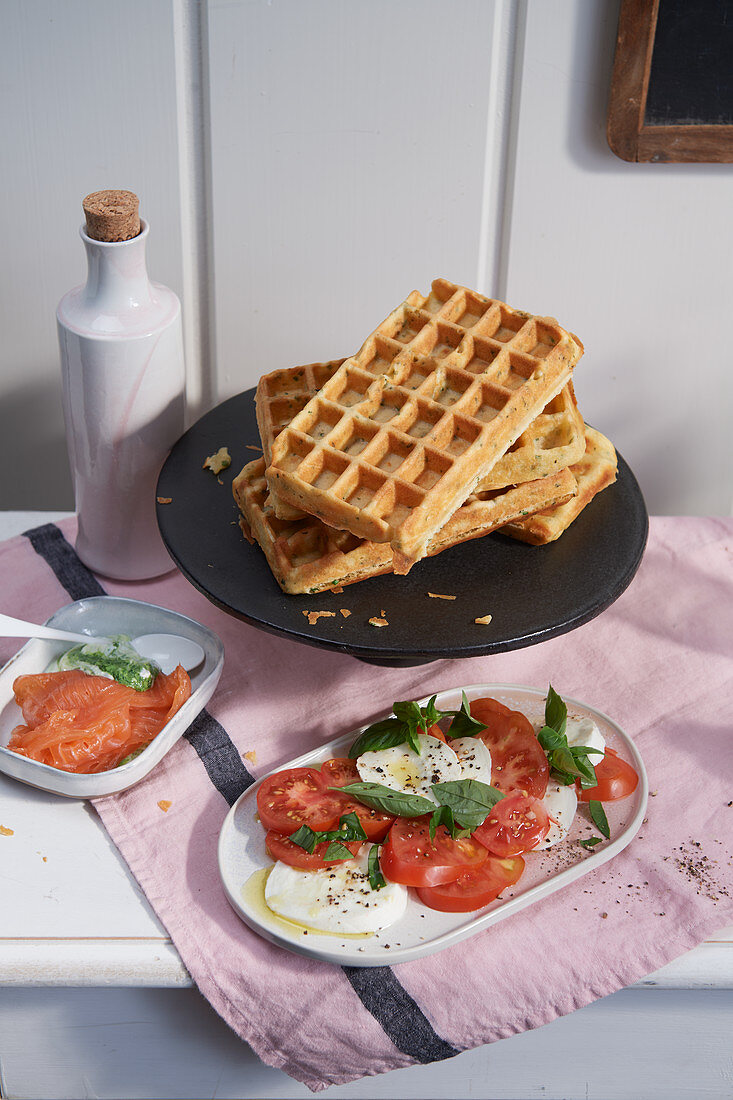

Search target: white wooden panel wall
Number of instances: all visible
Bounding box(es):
[0,0,731,511]
[207,0,505,393]
[507,0,733,515]
[0,0,183,510]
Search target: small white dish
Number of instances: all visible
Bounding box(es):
[0,596,224,798]
[218,683,648,967]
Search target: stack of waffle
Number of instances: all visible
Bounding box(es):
[233,279,618,595]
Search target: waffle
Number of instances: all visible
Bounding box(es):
[266,278,583,572]
[257,363,585,521]
[501,426,618,545]
[233,458,577,595]
[256,359,346,520]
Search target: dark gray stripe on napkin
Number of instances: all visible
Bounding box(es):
[184,710,254,806]
[343,965,460,1063]
[23,522,106,601]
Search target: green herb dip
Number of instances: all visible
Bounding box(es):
[57,635,160,692]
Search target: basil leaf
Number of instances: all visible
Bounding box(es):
[578,836,604,850]
[423,694,441,730]
[323,840,356,861]
[588,800,610,839]
[444,691,488,739]
[289,825,318,854]
[429,804,453,841]
[570,749,597,784]
[337,812,367,843]
[545,684,567,736]
[348,717,408,759]
[333,782,435,818]
[367,844,386,891]
[537,725,565,752]
[432,778,504,831]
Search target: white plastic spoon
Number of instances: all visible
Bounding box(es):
[0,613,205,675]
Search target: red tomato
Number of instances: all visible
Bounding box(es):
[320,757,360,787]
[416,855,525,912]
[473,792,550,856]
[256,767,344,833]
[328,792,396,842]
[468,698,549,799]
[380,816,488,888]
[426,723,447,743]
[264,830,362,870]
[579,746,638,802]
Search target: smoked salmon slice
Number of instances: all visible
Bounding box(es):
[8,666,191,773]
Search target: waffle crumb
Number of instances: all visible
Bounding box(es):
[428,592,456,600]
[203,446,231,474]
[156,496,173,505]
[244,750,257,764]
[369,616,389,627]
[157,800,172,813]
[245,444,263,452]
[474,614,493,625]
[340,609,351,618]
[0,825,14,836]
[303,610,336,625]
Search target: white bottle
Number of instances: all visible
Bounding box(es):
[57,190,185,580]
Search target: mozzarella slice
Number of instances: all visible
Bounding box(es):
[565,716,606,758]
[356,734,462,805]
[264,845,408,934]
[450,736,493,786]
[534,782,578,849]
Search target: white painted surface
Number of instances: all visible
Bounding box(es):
[207,0,500,394]
[506,0,733,515]
[1,0,731,517]
[2,986,733,1099]
[0,0,183,511]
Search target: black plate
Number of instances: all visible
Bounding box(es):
[156,389,648,667]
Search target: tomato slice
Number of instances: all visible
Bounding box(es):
[320,757,360,787]
[256,767,344,833]
[416,855,525,912]
[426,723,447,743]
[473,792,550,856]
[264,830,362,870]
[468,698,549,798]
[579,746,639,802]
[380,816,488,888]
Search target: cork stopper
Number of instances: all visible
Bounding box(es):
[82,190,141,242]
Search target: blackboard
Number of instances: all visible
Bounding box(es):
[607,0,733,162]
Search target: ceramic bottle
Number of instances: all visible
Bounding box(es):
[57,190,185,580]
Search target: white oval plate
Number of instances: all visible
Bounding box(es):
[219,683,648,966]
[0,596,224,798]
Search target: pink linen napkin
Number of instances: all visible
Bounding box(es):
[1,515,732,1091]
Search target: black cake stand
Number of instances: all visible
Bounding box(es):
[156,389,648,667]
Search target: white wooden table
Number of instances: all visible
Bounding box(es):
[1,512,732,1100]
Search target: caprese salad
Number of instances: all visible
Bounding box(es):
[255,687,639,936]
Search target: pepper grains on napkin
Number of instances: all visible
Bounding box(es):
[1,515,732,1092]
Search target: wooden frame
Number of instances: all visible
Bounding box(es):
[607,0,733,163]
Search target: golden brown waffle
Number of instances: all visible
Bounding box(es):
[257,363,585,519]
[265,278,583,571]
[501,426,617,545]
[256,359,346,521]
[476,381,585,491]
[234,458,577,595]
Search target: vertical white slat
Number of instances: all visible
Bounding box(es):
[476,0,524,297]
[172,0,217,422]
